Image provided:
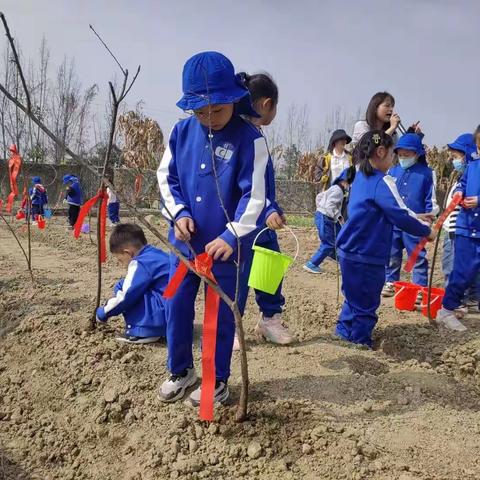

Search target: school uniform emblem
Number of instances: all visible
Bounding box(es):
[215,142,234,162]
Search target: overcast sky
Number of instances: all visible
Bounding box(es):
[2,0,479,146]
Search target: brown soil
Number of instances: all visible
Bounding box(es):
[1,216,480,480]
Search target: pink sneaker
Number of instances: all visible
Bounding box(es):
[255,314,294,345]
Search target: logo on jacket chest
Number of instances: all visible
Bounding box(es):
[214,142,235,162]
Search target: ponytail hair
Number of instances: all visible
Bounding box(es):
[354,130,394,176]
[237,72,279,105]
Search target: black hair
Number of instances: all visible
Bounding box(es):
[355,130,394,176]
[474,124,480,140]
[109,223,147,253]
[365,91,395,131]
[238,72,279,106]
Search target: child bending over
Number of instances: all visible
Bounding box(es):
[96,223,169,344]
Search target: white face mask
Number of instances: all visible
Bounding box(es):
[398,156,417,169]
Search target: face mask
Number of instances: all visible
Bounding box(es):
[398,156,417,169]
[452,158,465,172]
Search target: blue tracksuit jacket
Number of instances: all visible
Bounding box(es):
[66,178,83,206]
[157,115,269,258]
[337,169,431,265]
[96,245,170,337]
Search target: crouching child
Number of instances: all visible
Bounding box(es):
[96,223,170,344]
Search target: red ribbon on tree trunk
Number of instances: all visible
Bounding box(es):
[163,253,220,421]
[73,190,108,262]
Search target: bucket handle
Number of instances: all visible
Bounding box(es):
[393,286,406,298]
[420,295,441,308]
[252,226,300,262]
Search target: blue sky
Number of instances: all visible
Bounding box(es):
[2,0,479,146]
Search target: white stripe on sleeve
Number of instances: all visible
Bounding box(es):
[157,142,185,220]
[383,175,429,225]
[430,170,440,216]
[226,136,268,238]
[103,260,138,315]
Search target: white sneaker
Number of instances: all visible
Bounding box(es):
[185,381,229,408]
[436,308,467,332]
[381,282,395,298]
[232,333,240,351]
[158,368,197,403]
[255,314,294,345]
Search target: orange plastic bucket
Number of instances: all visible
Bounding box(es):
[421,287,445,319]
[37,215,46,230]
[394,281,422,311]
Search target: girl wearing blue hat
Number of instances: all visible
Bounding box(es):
[381,133,439,298]
[334,131,435,347]
[157,52,270,405]
[437,129,480,331]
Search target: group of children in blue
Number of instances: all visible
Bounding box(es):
[90,52,480,408]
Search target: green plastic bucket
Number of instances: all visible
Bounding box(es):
[248,227,299,295]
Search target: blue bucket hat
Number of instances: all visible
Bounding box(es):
[32,176,42,184]
[447,133,475,162]
[394,133,425,156]
[176,51,259,117]
[63,174,72,184]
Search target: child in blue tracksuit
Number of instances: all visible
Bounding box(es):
[382,134,439,297]
[304,167,355,273]
[96,223,169,343]
[29,176,48,222]
[437,127,480,331]
[107,186,120,225]
[156,52,269,406]
[441,133,479,314]
[335,131,434,347]
[235,71,294,347]
[63,174,83,228]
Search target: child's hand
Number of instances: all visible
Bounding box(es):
[417,213,436,224]
[427,228,438,242]
[205,238,234,261]
[266,212,286,230]
[175,217,195,241]
[338,216,345,225]
[410,121,422,134]
[463,196,478,209]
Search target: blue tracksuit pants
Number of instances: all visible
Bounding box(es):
[238,230,285,318]
[385,229,428,286]
[443,235,480,311]
[165,255,249,382]
[309,212,341,266]
[31,204,44,221]
[336,257,385,347]
[108,202,120,224]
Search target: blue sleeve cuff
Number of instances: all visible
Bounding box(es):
[175,209,193,221]
[219,229,238,250]
[96,307,107,322]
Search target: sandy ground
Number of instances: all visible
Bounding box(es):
[1,215,480,480]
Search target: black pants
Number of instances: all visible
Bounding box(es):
[68,204,80,227]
